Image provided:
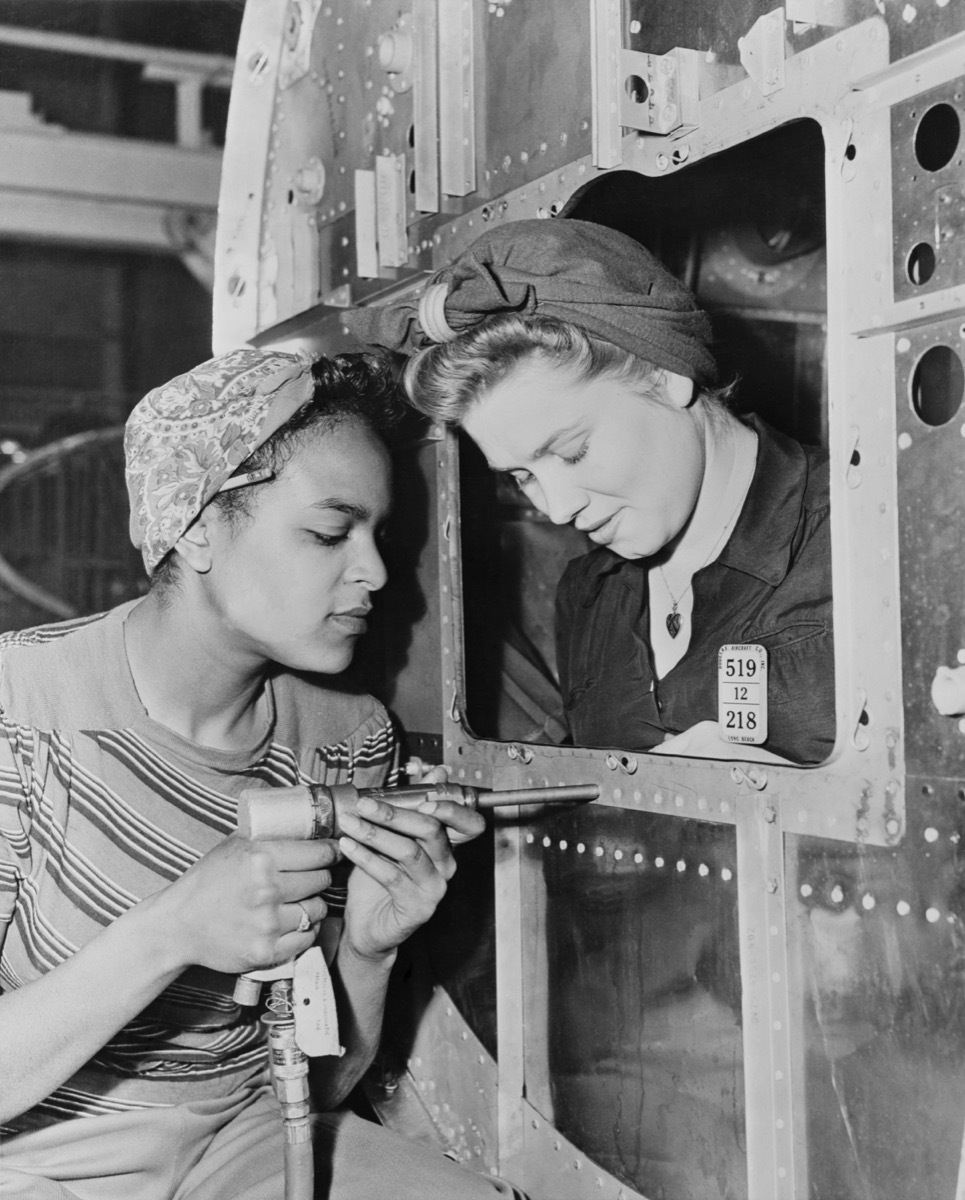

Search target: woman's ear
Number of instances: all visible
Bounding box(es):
[661,370,696,408]
[173,514,213,575]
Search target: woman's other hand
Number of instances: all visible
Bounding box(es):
[337,794,482,961]
[152,835,338,975]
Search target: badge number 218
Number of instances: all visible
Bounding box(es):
[718,644,768,745]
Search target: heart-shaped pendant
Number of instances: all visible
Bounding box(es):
[666,610,681,638]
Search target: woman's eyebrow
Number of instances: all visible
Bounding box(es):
[529,421,584,461]
[309,496,394,522]
[487,421,585,472]
[308,498,370,520]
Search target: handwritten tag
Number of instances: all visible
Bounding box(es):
[718,643,768,745]
[294,946,344,1057]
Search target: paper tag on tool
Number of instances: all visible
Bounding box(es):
[718,643,768,745]
[294,946,344,1057]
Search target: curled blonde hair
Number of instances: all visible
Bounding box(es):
[404,313,727,425]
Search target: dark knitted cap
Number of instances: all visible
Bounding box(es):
[342,218,716,385]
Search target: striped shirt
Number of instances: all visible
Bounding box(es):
[0,601,396,1132]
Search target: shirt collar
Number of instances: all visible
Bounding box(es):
[577,416,810,596]
[715,415,809,586]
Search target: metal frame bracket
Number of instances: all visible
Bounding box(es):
[619,46,701,136]
[590,0,623,167]
[738,7,787,98]
[375,152,409,269]
[278,0,322,90]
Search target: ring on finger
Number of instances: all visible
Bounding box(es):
[294,901,312,934]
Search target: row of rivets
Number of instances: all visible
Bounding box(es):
[528,1114,628,1195]
[524,834,735,880]
[799,882,953,923]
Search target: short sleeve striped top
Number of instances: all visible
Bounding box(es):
[0,601,397,1133]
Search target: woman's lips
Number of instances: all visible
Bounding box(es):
[585,510,621,544]
[330,607,370,634]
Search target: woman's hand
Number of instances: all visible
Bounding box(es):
[0,831,340,1124]
[650,720,792,764]
[152,834,338,975]
[337,794,484,962]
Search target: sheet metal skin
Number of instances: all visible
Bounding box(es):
[788,787,965,1200]
[628,0,965,63]
[215,5,965,1198]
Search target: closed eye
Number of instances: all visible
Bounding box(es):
[309,529,349,547]
[561,440,588,466]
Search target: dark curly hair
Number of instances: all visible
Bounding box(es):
[151,352,404,593]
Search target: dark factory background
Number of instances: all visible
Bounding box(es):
[0,1,243,630]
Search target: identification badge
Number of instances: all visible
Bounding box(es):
[294,946,345,1057]
[718,644,768,745]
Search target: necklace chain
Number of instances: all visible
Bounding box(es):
[659,566,691,639]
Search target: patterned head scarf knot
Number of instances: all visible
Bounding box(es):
[341,218,717,385]
[125,348,314,575]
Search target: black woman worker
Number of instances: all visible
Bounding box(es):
[0,348,526,1200]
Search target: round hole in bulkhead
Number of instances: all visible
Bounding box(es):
[914,102,961,172]
[907,241,937,285]
[625,75,649,105]
[910,344,965,426]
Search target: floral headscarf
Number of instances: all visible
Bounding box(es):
[125,348,314,574]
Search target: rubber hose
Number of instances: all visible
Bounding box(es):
[284,1138,314,1200]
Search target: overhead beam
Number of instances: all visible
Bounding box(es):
[0,128,220,285]
[0,23,233,84]
[0,127,221,212]
[0,192,177,251]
